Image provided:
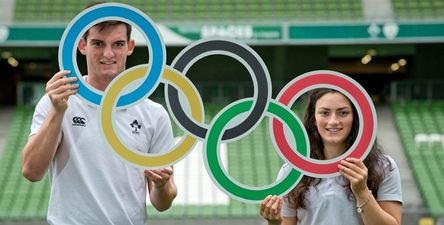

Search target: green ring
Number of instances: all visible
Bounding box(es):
[205,99,309,202]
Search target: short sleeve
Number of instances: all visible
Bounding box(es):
[148,106,174,154]
[276,164,298,217]
[30,94,51,136]
[377,155,403,204]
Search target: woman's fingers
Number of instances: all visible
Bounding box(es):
[260,195,282,221]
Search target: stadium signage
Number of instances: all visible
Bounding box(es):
[59,3,377,203]
[288,22,444,43]
[201,25,253,39]
[2,23,444,46]
[169,24,283,41]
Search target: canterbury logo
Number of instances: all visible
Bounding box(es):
[72,117,86,127]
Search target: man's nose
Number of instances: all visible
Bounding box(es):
[103,45,115,58]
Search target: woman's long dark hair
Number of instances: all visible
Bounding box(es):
[285,88,391,210]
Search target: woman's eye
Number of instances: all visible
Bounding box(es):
[338,111,350,117]
[319,111,329,116]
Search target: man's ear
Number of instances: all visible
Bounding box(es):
[127,39,135,56]
[78,38,87,55]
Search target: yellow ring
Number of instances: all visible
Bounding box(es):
[101,65,204,167]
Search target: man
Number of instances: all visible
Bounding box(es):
[20,20,177,225]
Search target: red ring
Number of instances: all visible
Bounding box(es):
[272,71,376,176]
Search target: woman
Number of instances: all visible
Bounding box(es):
[260,89,402,225]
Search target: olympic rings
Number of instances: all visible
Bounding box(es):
[272,70,377,177]
[60,3,377,203]
[59,3,165,108]
[101,65,204,167]
[205,99,308,202]
[167,39,271,141]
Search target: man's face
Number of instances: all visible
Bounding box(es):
[78,24,134,83]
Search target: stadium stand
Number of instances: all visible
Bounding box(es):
[393,101,444,217]
[392,0,444,21]
[14,0,444,23]
[3,0,444,224]
[0,106,50,220]
[0,104,303,219]
[377,105,424,209]
[1,100,435,222]
[13,0,364,23]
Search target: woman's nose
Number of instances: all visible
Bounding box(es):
[328,115,339,125]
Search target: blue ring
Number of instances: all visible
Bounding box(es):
[59,4,164,107]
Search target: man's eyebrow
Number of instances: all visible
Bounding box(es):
[89,39,103,42]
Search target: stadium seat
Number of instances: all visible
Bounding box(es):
[0,104,287,219]
[392,100,444,217]
[13,0,365,23]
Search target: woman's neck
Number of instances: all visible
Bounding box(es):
[323,143,346,160]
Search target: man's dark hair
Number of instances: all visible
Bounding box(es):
[81,2,132,42]
[82,21,132,42]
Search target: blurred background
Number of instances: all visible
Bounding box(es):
[0,0,443,224]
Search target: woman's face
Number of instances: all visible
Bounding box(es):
[314,92,354,149]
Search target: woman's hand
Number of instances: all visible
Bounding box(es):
[338,157,369,196]
[260,195,283,225]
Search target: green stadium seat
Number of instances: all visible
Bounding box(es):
[13,0,365,23]
[0,103,287,219]
[392,101,444,217]
[393,0,444,21]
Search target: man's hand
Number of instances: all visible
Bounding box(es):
[145,166,177,211]
[46,70,78,113]
[144,167,174,189]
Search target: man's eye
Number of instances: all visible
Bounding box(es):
[92,42,102,47]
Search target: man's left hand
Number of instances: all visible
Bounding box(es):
[144,167,173,189]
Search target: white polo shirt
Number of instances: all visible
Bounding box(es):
[278,155,402,225]
[30,92,174,225]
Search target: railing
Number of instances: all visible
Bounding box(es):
[391,79,444,102]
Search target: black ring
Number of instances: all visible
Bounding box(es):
[166,39,271,141]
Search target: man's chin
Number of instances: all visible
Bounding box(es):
[100,71,120,78]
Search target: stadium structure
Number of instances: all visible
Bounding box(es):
[0,0,443,225]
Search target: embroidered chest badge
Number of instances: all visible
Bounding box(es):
[130,120,142,135]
